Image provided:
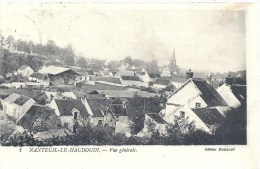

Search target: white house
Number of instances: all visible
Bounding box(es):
[112,104,131,135]
[217,77,246,108]
[120,76,149,87]
[84,98,116,128]
[29,72,50,86]
[48,99,89,132]
[153,78,171,89]
[138,72,151,83]
[1,93,36,121]
[164,78,228,124]
[171,106,225,134]
[18,65,34,77]
[39,91,77,104]
[138,113,168,137]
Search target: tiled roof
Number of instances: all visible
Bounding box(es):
[147,113,167,124]
[17,105,58,131]
[39,66,79,76]
[154,78,171,85]
[86,98,112,117]
[86,70,94,75]
[94,90,159,98]
[18,65,30,70]
[90,76,122,84]
[231,84,246,102]
[30,72,49,80]
[4,93,21,103]
[193,79,228,107]
[55,99,89,116]
[148,73,160,78]
[121,76,141,81]
[191,108,225,126]
[13,95,31,106]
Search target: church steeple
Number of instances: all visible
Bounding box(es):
[170,49,176,66]
[169,49,178,76]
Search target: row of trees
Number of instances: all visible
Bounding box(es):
[1,34,161,73]
[1,35,76,66]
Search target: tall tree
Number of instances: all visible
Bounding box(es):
[76,57,87,68]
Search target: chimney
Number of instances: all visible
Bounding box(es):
[225,75,233,86]
[186,69,194,79]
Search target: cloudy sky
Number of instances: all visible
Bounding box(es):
[0,3,246,73]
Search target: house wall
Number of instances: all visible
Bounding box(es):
[215,106,230,117]
[93,117,104,127]
[141,115,167,137]
[167,82,200,105]
[1,99,35,120]
[172,106,211,133]
[115,118,131,135]
[18,67,34,77]
[217,85,241,108]
[161,69,171,77]
[60,116,74,131]
[171,81,183,89]
[122,80,149,87]
[104,110,116,128]
[138,73,151,83]
[29,77,50,87]
[153,84,167,89]
[165,95,207,119]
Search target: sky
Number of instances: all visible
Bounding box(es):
[0,3,246,73]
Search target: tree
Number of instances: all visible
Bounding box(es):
[144,60,159,73]
[76,57,87,68]
[63,44,75,66]
[123,56,134,66]
[5,35,15,49]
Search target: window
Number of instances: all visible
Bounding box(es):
[180,111,185,118]
[195,102,201,108]
[98,120,103,126]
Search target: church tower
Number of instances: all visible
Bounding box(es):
[169,49,178,76]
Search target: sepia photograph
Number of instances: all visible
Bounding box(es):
[0,2,253,147]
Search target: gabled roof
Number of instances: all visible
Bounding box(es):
[17,105,58,131]
[168,78,227,106]
[121,76,141,81]
[55,99,89,116]
[86,70,94,75]
[192,79,227,106]
[30,72,49,80]
[146,113,167,124]
[93,90,159,98]
[4,93,21,103]
[90,76,122,84]
[154,78,171,85]
[148,73,160,78]
[43,91,77,100]
[39,65,79,76]
[13,95,31,106]
[231,84,246,102]
[86,98,112,117]
[191,108,225,126]
[18,65,30,71]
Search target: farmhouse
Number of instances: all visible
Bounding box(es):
[17,105,60,132]
[48,99,89,132]
[1,93,35,120]
[38,65,80,85]
[18,65,34,77]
